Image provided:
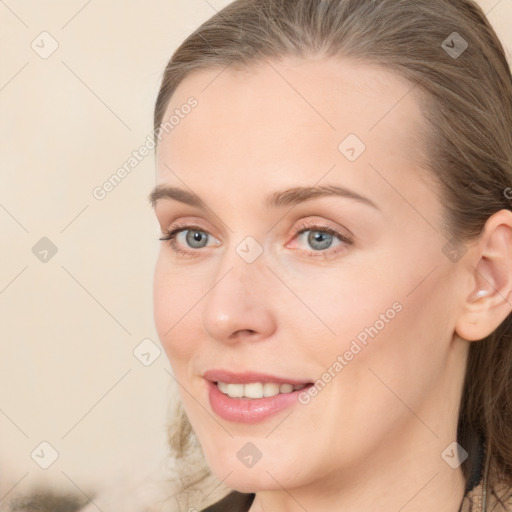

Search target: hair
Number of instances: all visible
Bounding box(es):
[154,0,512,505]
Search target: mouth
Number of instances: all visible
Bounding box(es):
[215,381,308,399]
[203,370,314,423]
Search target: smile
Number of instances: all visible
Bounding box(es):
[216,381,307,399]
[203,370,314,423]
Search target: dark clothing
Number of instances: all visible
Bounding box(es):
[200,491,255,512]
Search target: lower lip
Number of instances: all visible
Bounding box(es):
[207,380,311,424]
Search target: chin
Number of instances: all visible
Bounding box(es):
[202,448,306,494]
[210,467,288,494]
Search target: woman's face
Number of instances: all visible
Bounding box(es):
[151,57,468,493]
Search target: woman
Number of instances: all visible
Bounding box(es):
[149,0,512,510]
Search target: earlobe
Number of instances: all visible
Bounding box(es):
[455,209,512,342]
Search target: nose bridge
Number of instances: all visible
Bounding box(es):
[201,243,276,342]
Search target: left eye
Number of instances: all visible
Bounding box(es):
[160,227,218,250]
[297,229,341,251]
[176,229,210,249]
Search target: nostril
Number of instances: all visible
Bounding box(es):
[230,329,257,339]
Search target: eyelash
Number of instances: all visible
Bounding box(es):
[158,221,353,259]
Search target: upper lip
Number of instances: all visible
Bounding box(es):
[203,369,311,386]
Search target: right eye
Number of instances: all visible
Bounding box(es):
[159,223,221,256]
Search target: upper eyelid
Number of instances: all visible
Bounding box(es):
[162,214,349,231]
[164,221,345,236]
[296,219,353,236]
[155,208,230,235]
[160,217,218,236]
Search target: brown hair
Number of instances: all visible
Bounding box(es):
[154,0,512,503]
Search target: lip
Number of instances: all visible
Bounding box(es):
[204,370,313,424]
[203,369,311,386]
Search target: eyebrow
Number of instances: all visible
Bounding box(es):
[148,184,379,211]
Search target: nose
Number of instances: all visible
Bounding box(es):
[201,256,277,344]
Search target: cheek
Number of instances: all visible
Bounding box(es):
[153,254,201,366]
[341,267,456,413]
[283,261,397,355]
[300,246,453,399]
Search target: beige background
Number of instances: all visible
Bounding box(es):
[0,0,511,505]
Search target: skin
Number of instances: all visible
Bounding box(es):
[151,56,512,512]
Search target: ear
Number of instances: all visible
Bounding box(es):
[455,209,512,342]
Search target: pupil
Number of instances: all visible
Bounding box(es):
[186,230,207,248]
[308,230,332,250]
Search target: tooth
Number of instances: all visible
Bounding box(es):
[244,382,264,399]
[226,383,244,398]
[263,382,280,397]
[217,381,305,398]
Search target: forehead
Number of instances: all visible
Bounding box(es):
[155,56,437,220]
[163,55,423,125]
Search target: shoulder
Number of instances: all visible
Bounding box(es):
[489,482,512,511]
[462,480,512,511]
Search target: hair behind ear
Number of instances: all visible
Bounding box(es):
[459,317,512,484]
